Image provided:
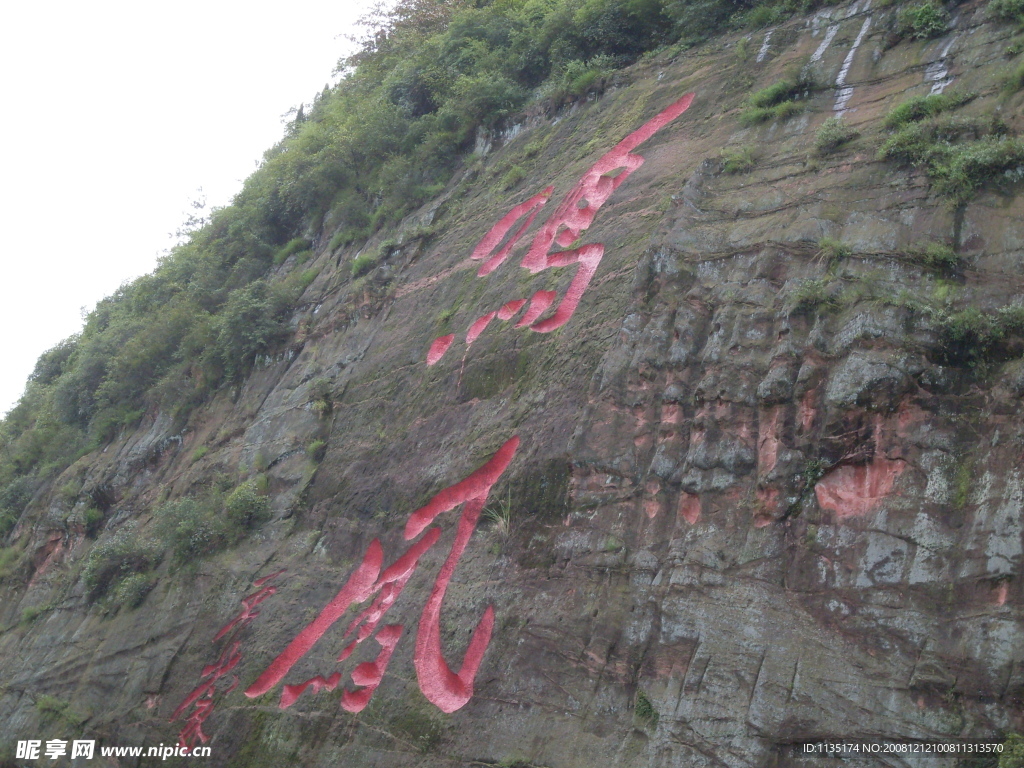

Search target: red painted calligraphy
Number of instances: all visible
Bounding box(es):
[427,92,695,364]
[171,571,284,747]
[243,437,519,713]
[182,92,700,729]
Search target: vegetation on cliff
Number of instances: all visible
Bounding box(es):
[2,0,1024,555]
[2,0,1024,760]
[0,0,850,539]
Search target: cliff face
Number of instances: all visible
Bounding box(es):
[3,1,1024,765]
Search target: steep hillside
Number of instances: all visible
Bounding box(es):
[3,0,1024,766]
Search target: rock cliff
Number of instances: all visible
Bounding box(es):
[2,1,1024,765]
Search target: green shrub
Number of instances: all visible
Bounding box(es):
[880,114,1024,204]
[309,377,331,400]
[35,694,65,715]
[936,304,1024,365]
[912,242,961,272]
[112,572,155,609]
[818,237,852,264]
[351,252,379,279]
[564,61,601,96]
[667,0,747,44]
[0,509,17,538]
[252,450,271,474]
[294,268,319,293]
[273,237,312,266]
[748,79,802,109]
[734,36,750,61]
[773,99,803,120]
[814,117,858,155]
[89,406,145,446]
[1007,59,1024,91]
[952,455,974,510]
[329,228,354,253]
[740,74,814,125]
[741,2,789,29]
[34,695,84,727]
[1000,733,1024,768]
[224,480,271,530]
[82,523,160,599]
[213,280,290,381]
[878,121,933,164]
[896,1,949,39]
[634,690,659,729]
[722,145,756,173]
[0,476,35,537]
[438,307,457,327]
[20,604,50,625]
[309,377,333,415]
[570,56,617,96]
[483,488,513,539]
[930,136,1024,204]
[883,90,974,129]
[500,165,528,190]
[991,0,1024,24]
[191,445,209,463]
[790,278,839,314]
[307,439,328,462]
[446,72,528,136]
[83,506,104,537]
[156,498,228,563]
[739,106,772,126]
[0,545,24,579]
[741,101,796,125]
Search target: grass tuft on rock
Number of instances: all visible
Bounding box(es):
[634,690,660,730]
[815,117,858,155]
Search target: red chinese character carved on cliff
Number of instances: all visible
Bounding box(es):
[244,437,519,714]
[172,570,285,747]
[428,92,695,363]
[178,91,698,731]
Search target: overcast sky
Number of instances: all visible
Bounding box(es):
[0,0,376,416]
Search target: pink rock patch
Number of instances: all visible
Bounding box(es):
[756,486,779,513]
[758,406,782,477]
[29,531,68,586]
[799,389,817,433]
[678,493,701,524]
[994,580,1009,606]
[661,404,682,424]
[814,458,906,520]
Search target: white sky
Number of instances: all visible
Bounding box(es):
[0,0,376,417]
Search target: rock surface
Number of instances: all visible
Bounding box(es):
[1,2,1023,766]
